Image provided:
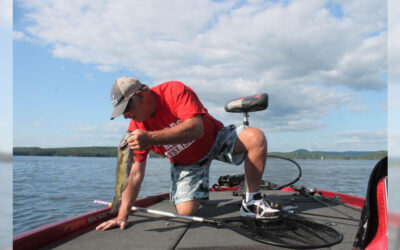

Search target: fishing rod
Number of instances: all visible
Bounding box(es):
[94,200,218,225]
[94,200,343,249]
[320,196,362,212]
[296,187,358,220]
[310,194,357,220]
[282,209,359,222]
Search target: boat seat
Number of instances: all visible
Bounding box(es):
[224,93,268,113]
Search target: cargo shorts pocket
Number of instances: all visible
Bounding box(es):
[170,162,211,205]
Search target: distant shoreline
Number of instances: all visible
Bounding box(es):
[13,147,387,160]
[12,146,163,159]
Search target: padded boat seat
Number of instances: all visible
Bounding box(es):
[224,93,268,113]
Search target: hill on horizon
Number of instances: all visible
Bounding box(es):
[292,149,385,156]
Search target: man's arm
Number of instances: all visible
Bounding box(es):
[128,115,204,151]
[96,160,146,231]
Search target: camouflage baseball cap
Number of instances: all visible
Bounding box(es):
[110,77,145,120]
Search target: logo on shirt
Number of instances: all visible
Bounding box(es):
[163,120,195,158]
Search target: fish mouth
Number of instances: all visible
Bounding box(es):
[120,140,129,149]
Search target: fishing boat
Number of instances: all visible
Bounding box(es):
[13,94,389,249]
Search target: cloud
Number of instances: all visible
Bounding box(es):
[95,65,118,72]
[318,32,387,90]
[69,121,129,141]
[332,130,387,139]
[71,121,125,131]
[347,103,369,112]
[198,81,352,131]
[14,121,131,147]
[338,0,387,32]
[327,130,387,150]
[13,31,38,43]
[269,119,327,132]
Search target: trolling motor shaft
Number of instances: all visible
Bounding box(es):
[243,112,249,126]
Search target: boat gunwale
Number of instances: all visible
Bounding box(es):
[13,193,169,250]
[281,186,365,209]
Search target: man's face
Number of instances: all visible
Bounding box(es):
[123,95,146,122]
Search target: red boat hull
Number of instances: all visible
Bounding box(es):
[365,177,388,250]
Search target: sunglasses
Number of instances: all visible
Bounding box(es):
[124,98,133,113]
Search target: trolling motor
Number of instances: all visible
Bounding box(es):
[224,93,268,126]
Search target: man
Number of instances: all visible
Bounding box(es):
[96,77,279,231]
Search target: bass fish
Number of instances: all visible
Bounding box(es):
[110,132,134,214]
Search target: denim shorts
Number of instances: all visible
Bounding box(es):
[170,124,245,204]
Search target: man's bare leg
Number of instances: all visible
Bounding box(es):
[176,200,201,216]
[234,127,279,218]
[233,127,267,193]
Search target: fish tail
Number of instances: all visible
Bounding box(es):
[110,197,121,214]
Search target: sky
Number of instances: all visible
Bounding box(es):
[11,0,389,153]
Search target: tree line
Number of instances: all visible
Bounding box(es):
[13,147,387,160]
[269,150,387,160]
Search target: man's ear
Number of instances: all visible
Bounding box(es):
[134,91,144,102]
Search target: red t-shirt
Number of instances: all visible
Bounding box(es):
[128,81,224,165]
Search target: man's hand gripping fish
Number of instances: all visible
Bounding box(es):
[110,132,134,214]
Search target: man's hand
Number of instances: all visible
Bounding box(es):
[128,129,153,151]
[95,216,128,231]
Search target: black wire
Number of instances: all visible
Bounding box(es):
[267,154,302,190]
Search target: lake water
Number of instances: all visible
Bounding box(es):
[13,156,380,235]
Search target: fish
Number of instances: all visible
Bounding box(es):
[110,131,134,214]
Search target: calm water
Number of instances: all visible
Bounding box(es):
[13,156,379,235]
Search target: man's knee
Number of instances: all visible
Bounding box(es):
[175,200,200,216]
[237,128,267,152]
[249,128,267,148]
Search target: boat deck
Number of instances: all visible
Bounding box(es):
[45,190,361,249]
